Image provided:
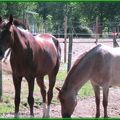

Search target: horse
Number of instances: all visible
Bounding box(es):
[0,15,61,118]
[57,44,120,118]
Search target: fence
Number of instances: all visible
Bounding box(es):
[60,38,120,69]
[0,62,2,101]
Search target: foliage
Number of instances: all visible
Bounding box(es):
[0,3,7,17]
[79,26,93,38]
[0,2,36,19]
[1,2,120,37]
[44,15,54,33]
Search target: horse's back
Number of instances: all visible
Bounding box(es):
[33,33,60,76]
[34,33,58,47]
[35,33,61,58]
[65,44,120,89]
[104,46,120,86]
[90,44,120,86]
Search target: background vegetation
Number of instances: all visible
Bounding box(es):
[0,2,120,37]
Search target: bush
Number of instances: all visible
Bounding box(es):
[73,26,93,38]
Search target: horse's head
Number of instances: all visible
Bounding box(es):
[0,15,14,60]
[56,87,77,118]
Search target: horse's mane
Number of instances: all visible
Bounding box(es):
[13,19,29,30]
[69,44,102,74]
[0,18,29,30]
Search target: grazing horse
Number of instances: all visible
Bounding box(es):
[0,15,61,118]
[57,44,120,118]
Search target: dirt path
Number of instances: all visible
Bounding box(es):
[1,87,120,118]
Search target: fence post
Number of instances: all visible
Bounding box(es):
[0,62,2,101]
[67,19,73,72]
[113,33,119,47]
[95,16,99,44]
[64,15,67,63]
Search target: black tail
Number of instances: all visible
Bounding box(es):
[52,37,61,63]
[52,36,61,75]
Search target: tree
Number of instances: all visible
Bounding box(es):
[0,3,7,17]
[78,2,120,36]
[5,2,37,19]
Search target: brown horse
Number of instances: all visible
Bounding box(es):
[0,15,61,118]
[57,44,120,118]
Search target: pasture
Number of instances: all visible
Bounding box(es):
[1,38,120,118]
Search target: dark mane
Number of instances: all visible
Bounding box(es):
[13,19,29,30]
[69,44,102,76]
[0,18,29,30]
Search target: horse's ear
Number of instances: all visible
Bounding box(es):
[56,87,61,92]
[9,14,13,24]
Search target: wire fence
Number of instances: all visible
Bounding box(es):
[59,38,120,65]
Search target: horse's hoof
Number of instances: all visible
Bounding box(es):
[30,115,34,118]
[30,114,34,118]
[104,116,110,118]
[14,113,19,118]
[42,114,50,118]
[42,115,46,118]
[96,116,100,118]
[42,113,46,118]
[95,114,100,118]
[45,115,50,118]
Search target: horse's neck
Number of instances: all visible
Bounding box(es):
[62,52,95,94]
[12,27,28,52]
[62,67,92,94]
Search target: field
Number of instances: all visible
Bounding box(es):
[1,38,120,118]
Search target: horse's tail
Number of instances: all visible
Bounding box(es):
[52,36,61,63]
[39,33,61,65]
[50,35,61,75]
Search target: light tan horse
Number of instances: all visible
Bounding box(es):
[57,44,120,118]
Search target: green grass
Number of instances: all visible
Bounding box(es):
[0,95,14,114]
[0,103,14,113]
[57,63,67,81]
[78,81,94,98]
[58,64,94,98]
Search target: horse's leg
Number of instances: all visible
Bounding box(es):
[13,75,22,118]
[36,77,46,118]
[93,85,100,118]
[46,60,60,118]
[46,73,56,118]
[3,48,11,63]
[103,87,109,118]
[26,77,35,117]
